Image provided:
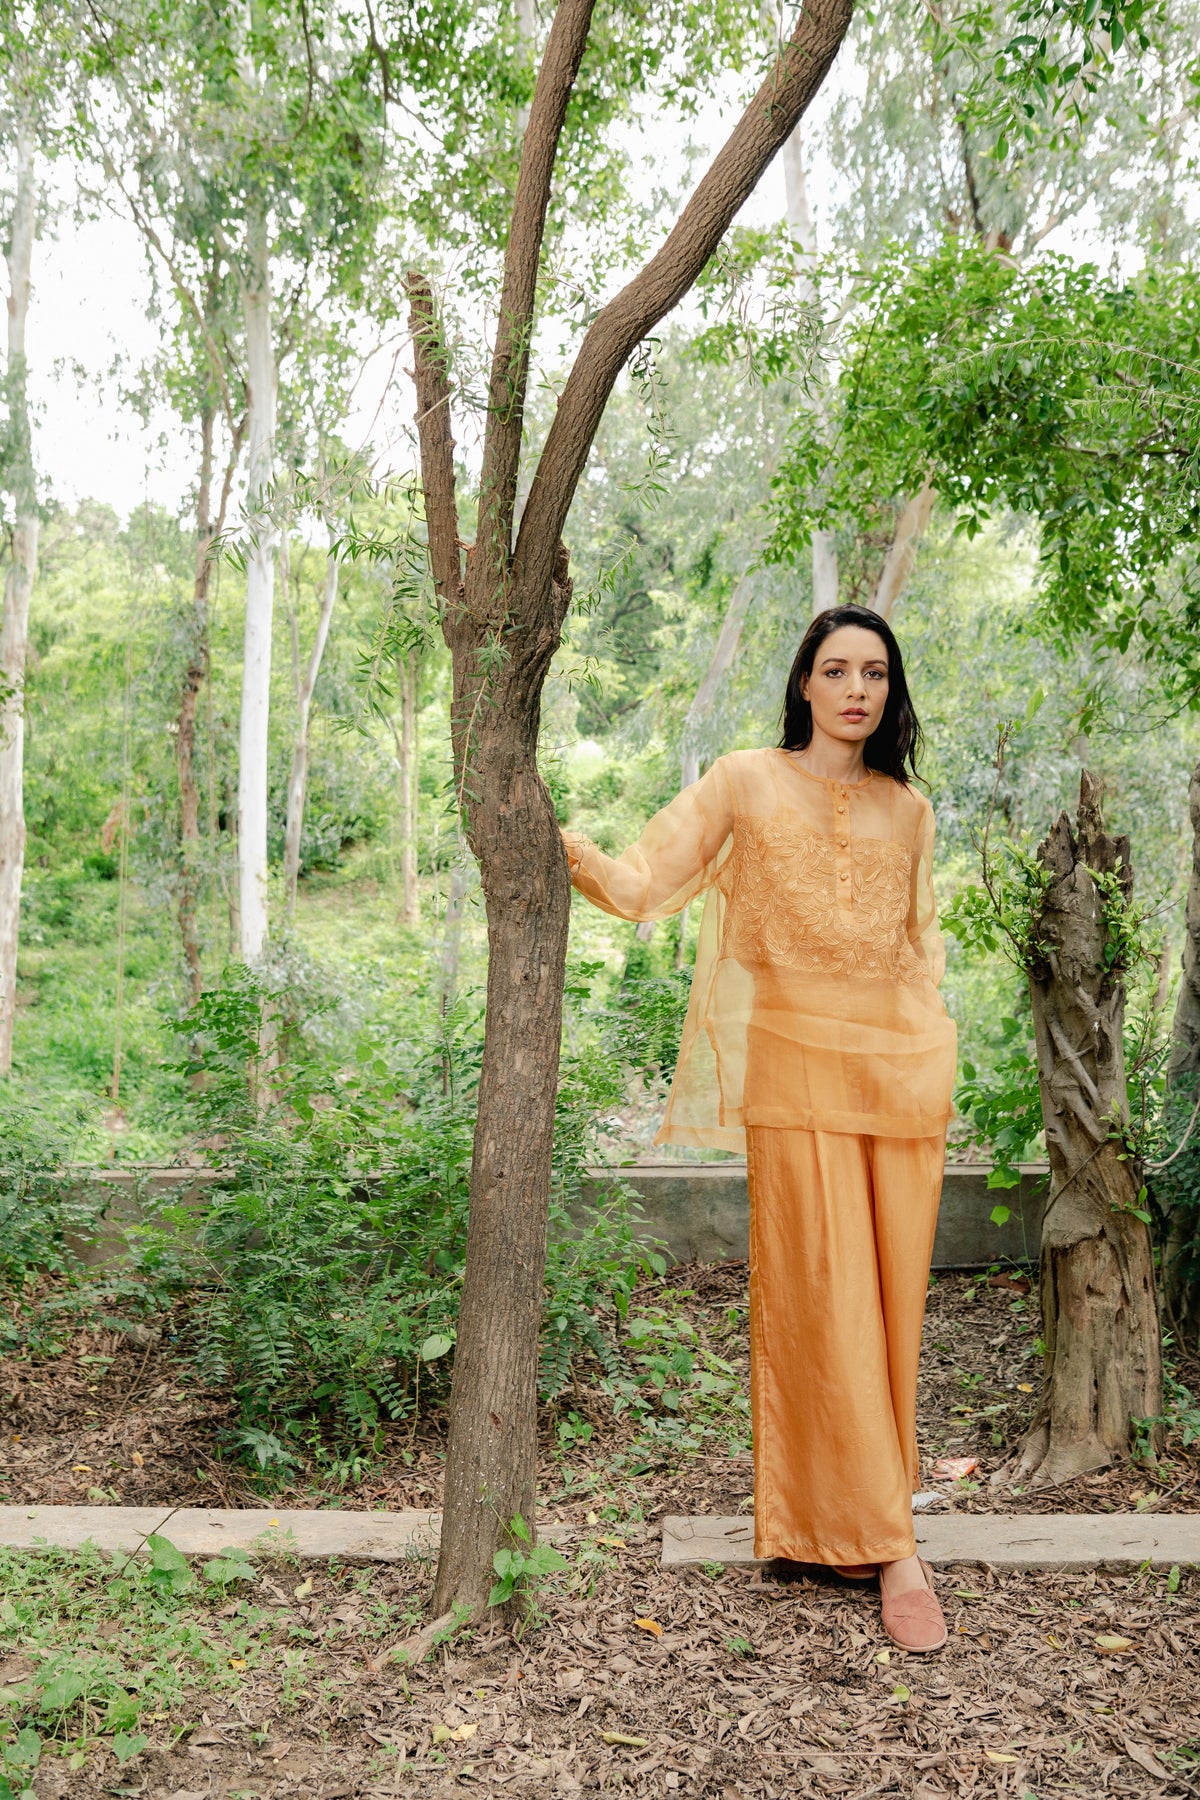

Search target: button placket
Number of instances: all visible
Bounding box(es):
[834,788,853,911]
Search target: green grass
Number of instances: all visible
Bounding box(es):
[0,1535,327,1788]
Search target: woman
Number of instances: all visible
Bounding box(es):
[561,605,957,1653]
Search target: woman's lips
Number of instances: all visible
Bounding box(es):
[841,709,868,720]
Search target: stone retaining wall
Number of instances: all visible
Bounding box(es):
[63,1161,1048,1270]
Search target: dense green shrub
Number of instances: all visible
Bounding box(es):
[119,963,665,1470]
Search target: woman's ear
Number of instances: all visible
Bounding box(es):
[799,672,810,702]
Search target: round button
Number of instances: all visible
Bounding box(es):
[836,805,847,815]
[838,838,848,848]
[839,871,849,882]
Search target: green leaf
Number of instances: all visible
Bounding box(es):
[102,1695,140,1734]
[39,1671,86,1713]
[1167,1564,1181,1593]
[203,1553,256,1588]
[112,1732,147,1766]
[145,1534,194,1595]
[419,1333,453,1362]
[522,1543,569,1578]
[509,1513,532,1545]
[5,1729,40,1769]
[989,1204,1013,1226]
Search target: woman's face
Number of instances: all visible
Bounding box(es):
[799,624,890,745]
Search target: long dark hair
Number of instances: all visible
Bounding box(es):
[779,605,923,784]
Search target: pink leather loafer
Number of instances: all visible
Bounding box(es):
[880,1558,947,1653]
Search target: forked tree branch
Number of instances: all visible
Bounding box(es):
[406,274,463,613]
[474,0,597,581]
[513,0,854,605]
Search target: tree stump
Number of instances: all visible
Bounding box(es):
[1014,772,1162,1484]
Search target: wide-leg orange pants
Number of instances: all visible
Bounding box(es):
[746,1128,945,1566]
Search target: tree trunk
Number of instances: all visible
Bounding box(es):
[432,618,573,1615]
[400,649,420,925]
[1162,758,1200,1338]
[870,481,936,619]
[410,0,854,1620]
[1013,772,1162,1485]
[282,535,339,920]
[0,127,39,1076]
[177,405,243,1005]
[177,408,215,1008]
[236,201,278,962]
[780,117,839,613]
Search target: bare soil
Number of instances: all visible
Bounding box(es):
[18,1541,1200,1799]
[3,1265,1197,1520]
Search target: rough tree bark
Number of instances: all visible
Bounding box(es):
[0,125,39,1076]
[1013,772,1162,1485]
[1162,758,1200,1338]
[236,200,278,961]
[407,0,854,1620]
[282,532,339,920]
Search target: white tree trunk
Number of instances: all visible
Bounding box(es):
[0,128,40,1076]
[781,121,839,614]
[400,650,420,925]
[871,481,936,619]
[515,0,537,135]
[282,536,338,919]
[236,204,278,961]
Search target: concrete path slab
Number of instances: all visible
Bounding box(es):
[662,1513,1200,1572]
[0,1505,444,1561]
[0,1505,577,1562]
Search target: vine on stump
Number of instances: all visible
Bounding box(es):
[1014,771,1162,1484]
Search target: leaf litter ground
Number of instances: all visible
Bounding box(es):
[1,1268,1198,1797]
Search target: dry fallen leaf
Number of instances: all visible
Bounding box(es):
[1094,1634,1135,1654]
[131,1451,144,1467]
[228,1658,246,1671]
[293,1578,314,1600]
[1045,1635,1063,1649]
[1017,1383,1034,1393]
[1123,1736,1173,1781]
[71,1464,92,1473]
[984,1749,1019,1764]
[634,1617,663,1638]
[875,1649,891,1665]
[600,1732,649,1748]
[595,1536,627,1549]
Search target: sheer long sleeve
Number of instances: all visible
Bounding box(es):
[906,801,946,987]
[562,759,735,923]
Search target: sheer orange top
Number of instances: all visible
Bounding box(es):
[562,748,957,1150]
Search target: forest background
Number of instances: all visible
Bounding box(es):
[3,0,1200,1481]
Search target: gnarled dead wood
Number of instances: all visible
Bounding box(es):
[1012,772,1162,1486]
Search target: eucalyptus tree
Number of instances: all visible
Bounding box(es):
[0,21,58,1075]
[792,0,1200,609]
[79,0,389,969]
